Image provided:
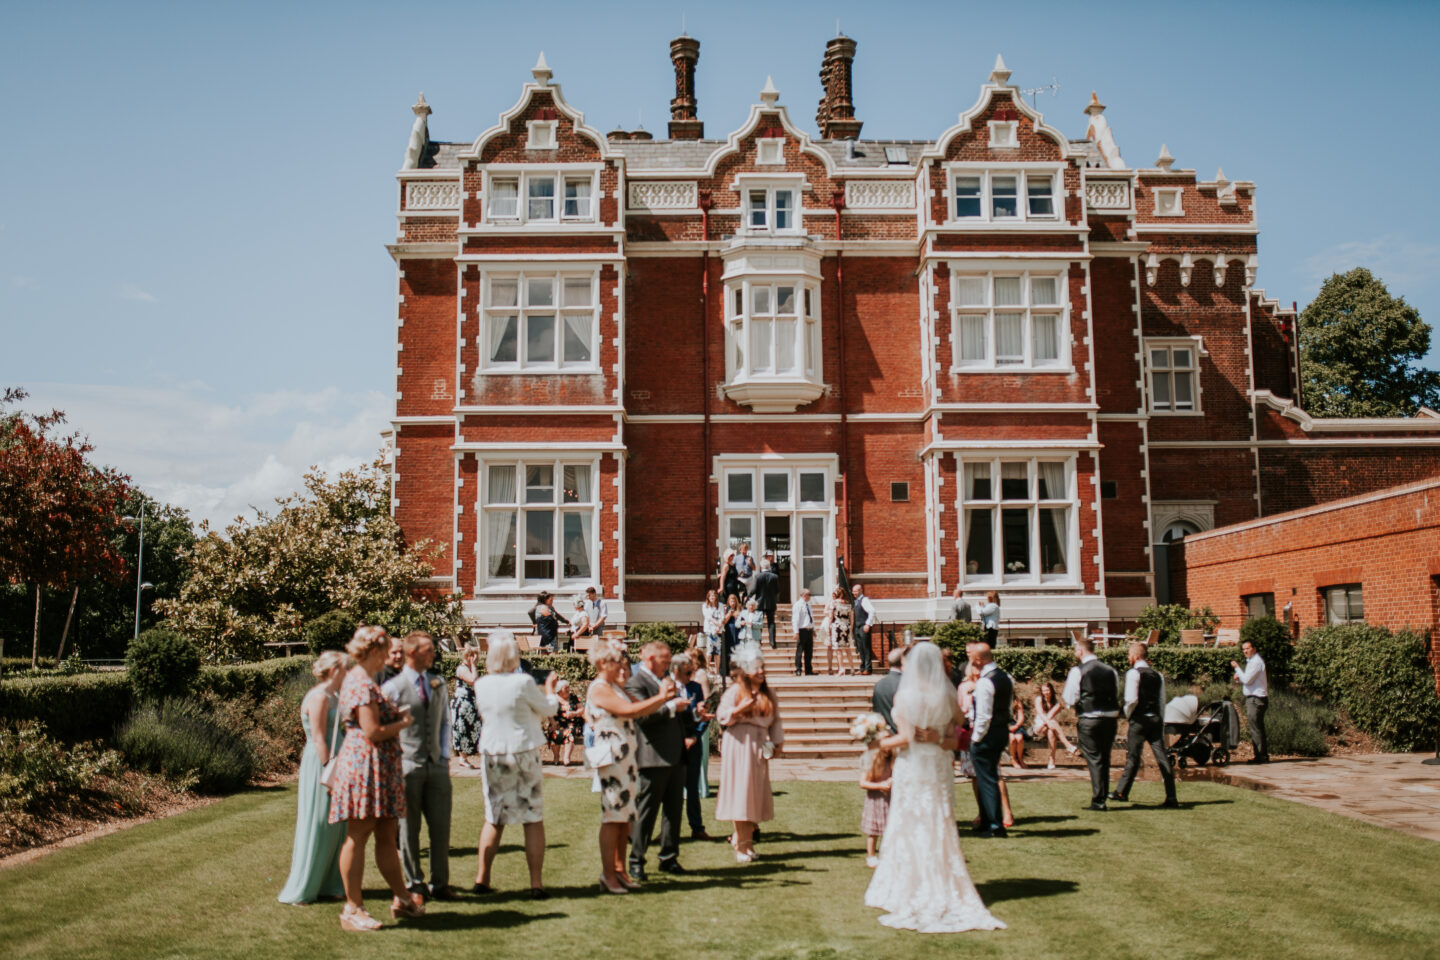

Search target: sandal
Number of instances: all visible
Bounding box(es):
[599,876,630,895]
[390,895,425,919]
[340,904,382,932]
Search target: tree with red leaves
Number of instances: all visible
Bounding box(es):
[0,388,131,667]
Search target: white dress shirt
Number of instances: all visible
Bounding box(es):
[473,672,559,755]
[1122,659,1166,720]
[588,595,610,628]
[971,662,1000,741]
[792,598,814,631]
[1235,654,1268,697]
[1063,653,1121,718]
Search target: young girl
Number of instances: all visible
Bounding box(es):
[859,744,895,868]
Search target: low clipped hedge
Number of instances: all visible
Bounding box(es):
[1293,624,1440,751]
[980,646,1236,684]
[198,657,316,705]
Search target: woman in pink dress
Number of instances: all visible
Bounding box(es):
[328,626,423,932]
[714,642,785,862]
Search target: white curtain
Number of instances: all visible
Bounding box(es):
[565,179,591,217]
[996,312,1023,361]
[562,512,593,580]
[1038,461,1066,500]
[563,312,592,363]
[964,461,991,500]
[490,180,518,218]
[1033,314,1059,360]
[563,464,592,503]
[489,315,517,363]
[1042,507,1069,574]
[486,510,516,579]
[487,464,516,504]
[563,277,592,307]
[1030,276,1058,305]
[955,276,986,306]
[751,318,772,371]
[776,319,797,371]
[960,315,987,362]
[993,276,1022,306]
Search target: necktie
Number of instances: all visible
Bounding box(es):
[417,674,428,705]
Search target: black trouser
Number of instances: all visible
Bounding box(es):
[971,737,1006,831]
[983,627,998,647]
[1114,714,1176,801]
[1245,695,1269,760]
[1077,716,1118,805]
[794,627,814,674]
[631,763,684,871]
[682,739,705,832]
[763,610,777,648]
[854,625,873,672]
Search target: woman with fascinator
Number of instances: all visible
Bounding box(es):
[864,641,1005,934]
[714,641,785,863]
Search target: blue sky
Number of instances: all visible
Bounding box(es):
[3,0,1437,529]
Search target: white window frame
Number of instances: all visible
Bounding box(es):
[717,455,836,600]
[480,269,600,373]
[1145,337,1204,415]
[478,457,600,591]
[949,269,1070,371]
[485,168,600,225]
[957,455,1079,587]
[948,165,1061,224]
[725,277,822,383]
[739,178,804,236]
[1322,584,1364,625]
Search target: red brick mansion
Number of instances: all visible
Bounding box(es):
[387,36,1440,637]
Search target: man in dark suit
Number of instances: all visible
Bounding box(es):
[870,647,905,733]
[967,642,1012,838]
[625,641,689,879]
[672,654,711,840]
[754,557,781,648]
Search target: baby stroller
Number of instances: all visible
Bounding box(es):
[1163,695,1240,768]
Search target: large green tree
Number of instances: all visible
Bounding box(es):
[156,457,464,662]
[1299,267,1440,417]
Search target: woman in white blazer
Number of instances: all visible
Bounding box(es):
[471,630,560,899]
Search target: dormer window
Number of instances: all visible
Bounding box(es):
[746,186,797,233]
[486,170,598,224]
[526,119,557,150]
[757,138,785,165]
[951,169,1059,223]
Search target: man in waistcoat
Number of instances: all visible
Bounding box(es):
[967,641,1012,838]
[381,631,455,901]
[852,583,877,675]
[1110,641,1179,807]
[1062,635,1121,811]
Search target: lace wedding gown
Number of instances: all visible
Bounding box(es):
[864,739,1006,934]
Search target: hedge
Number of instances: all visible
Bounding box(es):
[1292,624,1440,751]
[978,646,1237,684]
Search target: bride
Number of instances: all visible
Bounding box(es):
[864,641,1005,934]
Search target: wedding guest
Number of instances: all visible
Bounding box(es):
[626,641,693,880]
[978,592,1001,648]
[720,550,742,603]
[527,591,569,636]
[689,647,714,799]
[1007,696,1027,770]
[278,651,349,905]
[859,743,895,868]
[585,641,679,893]
[851,584,877,675]
[792,587,816,675]
[754,558,781,648]
[1032,681,1076,770]
[1110,641,1178,807]
[715,643,785,862]
[547,679,585,765]
[734,542,755,597]
[699,590,722,657]
[381,631,454,903]
[472,631,560,899]
[742,597,764,647]
[585,585,610,633]
[451,642,482,769]
[329,626,423,931]
[826,586,857,676]
[532,596,562,653]
[1232,639,1270,764]
[871,647,904,733]
[1063,634,1122,811]
[968,642,1014,837]
[375,635,405,686]
[673,656,711,839]
[952,587,973,624]
[958,663,1013,826]
[570,599,594,646]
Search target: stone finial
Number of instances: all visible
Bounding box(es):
[1084,91,1105,116]
[412,92,431,118]
[1156,143,1175,171]
[989,54,1011,86]
[532,51,552,85]
[760,75,780,106]
[1215,166,1228,185]
[403,93,431,170]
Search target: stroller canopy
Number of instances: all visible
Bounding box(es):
[1164,694,1199,725]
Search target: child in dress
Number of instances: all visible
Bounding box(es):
[860,745,895,868]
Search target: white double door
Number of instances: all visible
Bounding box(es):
[723,511,830,605]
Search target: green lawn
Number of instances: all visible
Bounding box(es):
[3,776,1438,960]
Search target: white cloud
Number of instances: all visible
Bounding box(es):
[20,381,391,532]
[117,282,157,303]
[1303,235,1440,293]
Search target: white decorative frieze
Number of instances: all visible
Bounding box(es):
[844,180,915,210]
[627,181,698,211]
[405,180,460,211]
[1085,179,1131,210]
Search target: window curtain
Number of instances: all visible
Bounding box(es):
[562,512,593,580]
[996,313,1024,360]
[775,319,797,371]
[563,313,592,363]
[960,315,987,361]
[563,464,591,503]
[487,510,517,579]
[1001,461,1028,499]
[1038,461,1066,500]
[964,461,991,500]
[1032,314,1059,361]
[487,464,516,503]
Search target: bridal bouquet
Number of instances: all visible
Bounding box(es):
[849,711,887,746]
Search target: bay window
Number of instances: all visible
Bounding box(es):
[961,457,1075,583]
[486,170,598,224]
[951,169,1058,222]
[952,270,1067,369]
[483,270,596,371]
[725,278,822,393]
[482,459,597,588]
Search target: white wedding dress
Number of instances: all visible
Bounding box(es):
[864,736,1006,934]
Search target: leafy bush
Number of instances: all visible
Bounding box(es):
[197,657,316,705]
[197,673,310,778]
[117,698,255,793]
[1130,604,1220,644]
[0,672,132,742]
[626,622,689,654]
[126,628,202,701]
[1,657,56,673]
[1241,615,1294,688]
[993,647,1079,682]
[1261,690,1335,758]
[1293,624,1440,750]
[908,621,940,639]
[304,610,358,656]
[0,719,122,819]
[931,620,988,660]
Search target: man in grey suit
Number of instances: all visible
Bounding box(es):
[625,641,689,880]
[381,631,454,902]
[871,647,905,733]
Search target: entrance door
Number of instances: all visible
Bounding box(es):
[763,514,792,604]
[798,515,826,599]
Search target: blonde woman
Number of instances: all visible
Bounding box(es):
[451,641,482,769]
[278,650,351,905]
[715,644,785,862]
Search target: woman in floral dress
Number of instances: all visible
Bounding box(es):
[451,641,482,768]
[328,626,424,932]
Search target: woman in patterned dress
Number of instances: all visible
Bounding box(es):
[451,641,482,768]
[546,679,585,765]
[584,640,681,894]
[328,626,424,932]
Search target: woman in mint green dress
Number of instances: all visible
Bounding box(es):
[278,652,350,904]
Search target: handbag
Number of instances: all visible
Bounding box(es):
[955,723,973,752]
[318,694,345,791]
[584,737,616,768]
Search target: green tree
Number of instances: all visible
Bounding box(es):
[156,457,464,662]
[1299,268,1440,417]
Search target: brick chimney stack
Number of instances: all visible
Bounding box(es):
[668,35,704,140]
[816,35,862,140]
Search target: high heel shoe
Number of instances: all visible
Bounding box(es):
[340,904,382,932]
[735,850,756,863]
[618,874,643,890]
[599,876,630,895]
[390,896,425,919]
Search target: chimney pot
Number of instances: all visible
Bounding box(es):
[816,35,863,140]
[668,35,704,139]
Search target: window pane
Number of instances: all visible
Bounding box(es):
[562,512,592,580]
[962,462,991,501]
[776,286,796,314]
[804,287,817,318]
[1026,176,1055,216]
[1153,372,1172,408]
[762,472,789,504]
[1150,348,1169,369]
[807,316,822,377]
[1039,507,1068,574]
[1348,586,1364,621]
[751,318,772,370]
[486,510,517,579]
[525,464,554,503]
[774,190,793,230]
[960,315,987,362]
[799,471,826,503]
[1030,277,1058,305]
[1000,462,1029,500]
[489,278,518,307]
[527,177,555,219]
[523,510,554,580]
[563,178,591,218]
[732,287,743,317]
[563,277,592,307]
[992,176,1018,217]
[732,321,745,371]
[526,314,555,363]
[1173,372,1194,408]
[775,318,797,371]
[751,286,771,314]
[965,508,994,576]
[727,472,753,504]
[800,515,825,595]
[1037,461,1066,499]
[562,464,591,503]
[728,516,752,552]
[490,179,518,217]
[1033,314,1059,361]
[995,312,1024,363]
[527,277,554,307]
[487,465,517,503]
[1172,348,1192,369]
[1001,507,1030,573]
[562,313,592,363]
[749,190,768,227]
[955,176,981,218]
[955,277,986,306]
[489,315,518,363]
[993,276,1023,306]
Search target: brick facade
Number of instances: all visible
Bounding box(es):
[387,41,1440,632]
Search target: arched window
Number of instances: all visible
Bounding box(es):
[1161,520,1200,543]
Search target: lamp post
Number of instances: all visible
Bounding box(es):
[122,503,149,642]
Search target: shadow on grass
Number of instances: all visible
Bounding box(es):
[975,877,1079,904]
[1105,799,1235,812]
[747,831,858,844]
[408,909,567,930]
[1008,828,1099,839]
